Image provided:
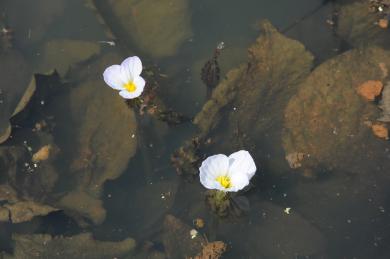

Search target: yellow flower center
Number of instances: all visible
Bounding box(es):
[216,175,231,189]
[124,81,137,92]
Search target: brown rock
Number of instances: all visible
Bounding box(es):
[371,123,389,139]
[357,80,383,101]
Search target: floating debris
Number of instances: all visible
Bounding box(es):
[378,81,390,122]
[193,218,205,229]
[193,241,227,259]
[284,207,291,215]
[32,145,51,163]
[371,123,389,139]
[378,18,389,28]
[357,80,383,101]
[201,42,225,94]
[285,152,305,169]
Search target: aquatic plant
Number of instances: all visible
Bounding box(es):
[103,56,145,99]
[199,150,256,217]
[199,150,256,192]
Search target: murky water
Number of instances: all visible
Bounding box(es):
[2,0,390,258]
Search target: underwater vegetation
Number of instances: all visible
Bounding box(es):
[201,42,225,95]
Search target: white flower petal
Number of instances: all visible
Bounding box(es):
[119,90,142,99]
[103,65,126,90]
[227,173,250,192]
[199,154,229,190]
[133,76,145,95]
[121,56,143,79]
[228,150,256,179]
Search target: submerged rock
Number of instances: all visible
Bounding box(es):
[101,0,193,58]
[283,47,390,175]
[1,233,135,259]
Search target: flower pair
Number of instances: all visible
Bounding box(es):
[102,57,257,192]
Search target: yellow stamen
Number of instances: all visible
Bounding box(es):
[216,175,231,189]
[124,81,137,92]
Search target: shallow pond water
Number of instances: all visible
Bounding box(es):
[1,0,390,258]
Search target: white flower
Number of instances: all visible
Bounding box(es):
[199,150,256,192]
[103,56,145,99]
